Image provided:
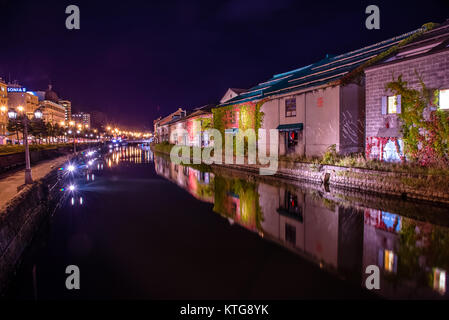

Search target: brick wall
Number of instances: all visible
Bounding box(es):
[365,50,449,146]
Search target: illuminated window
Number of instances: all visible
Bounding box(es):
[387,96,398,114]
[439,89,449,110]
[384,250,396,273]
[285,98,296,117]
[433,268,446,295]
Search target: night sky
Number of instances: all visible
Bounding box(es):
[1,0,448,129]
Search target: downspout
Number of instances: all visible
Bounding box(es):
[304,94,307,157]
[278,98,280,156]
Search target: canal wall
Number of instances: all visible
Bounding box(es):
[152,146,449,205]
[0,144,102,295]
[0,165,65,295]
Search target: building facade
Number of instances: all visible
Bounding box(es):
[59,100,72,121]
[7,83,40,118]
[34,85,66,125]
[216,29,422,157]
[153,108,186,143]
[72,112,91,128]
[168,105,213,147]
[365,21,449,161]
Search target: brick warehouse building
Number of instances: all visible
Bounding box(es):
[365,20,449,161]
[215,28,425,158]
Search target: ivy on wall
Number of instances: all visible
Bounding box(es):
[212,100,266,142]
[213,176,263,231]
[386,75,449,166]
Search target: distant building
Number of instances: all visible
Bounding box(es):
[34,85,66,125]
[220,88,246,104]
[72,112,91,128]
[59,100,72,121]
[7,82,39,119]
[90,110,108,130]
[168,105,213,147]
[0,78,8,143]
[153,108,186,143]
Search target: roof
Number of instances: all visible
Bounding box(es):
[366,20,449,70]
[166,104,213,126]
[219,27,425,107]
[229,88,246,94]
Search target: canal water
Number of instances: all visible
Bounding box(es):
[5,144,449,299]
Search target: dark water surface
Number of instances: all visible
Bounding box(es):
[5,144,449,299]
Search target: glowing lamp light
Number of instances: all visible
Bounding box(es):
[0,105,7,113]
[69,185,76,191]
[17,105,24,113]
[34,108,43,119]
[67,164,75,172]
[7,108,17,119]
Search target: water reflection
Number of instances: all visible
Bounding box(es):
[154,153,449,299]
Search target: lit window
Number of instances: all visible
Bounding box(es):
[439,89,449,110]
[384,249,396,273]
[387,96,398,114]
[433,268,446,295]
[285,98,296,117]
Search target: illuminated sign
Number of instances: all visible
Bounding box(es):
[7,87,27,93]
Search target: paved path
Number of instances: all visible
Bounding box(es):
[0,155,71,210]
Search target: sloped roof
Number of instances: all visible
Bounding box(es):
[367,20,449,69]
[220,28,424,107]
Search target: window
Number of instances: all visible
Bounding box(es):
[439,89,449,110]
[285,98,296,117]
[387,95,398,114]
[284,191,303,222]
[382,249,397,273]
[287,130,299,151]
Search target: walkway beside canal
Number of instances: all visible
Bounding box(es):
[0,155,71,211]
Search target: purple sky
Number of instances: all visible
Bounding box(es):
[1,0,448,129]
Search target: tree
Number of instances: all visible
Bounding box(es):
[29,119,47,144]
[6,119,24,142]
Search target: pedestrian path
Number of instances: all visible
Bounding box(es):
[0,155,71,211]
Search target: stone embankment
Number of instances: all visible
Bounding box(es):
[0,143,100,295]
[152,146,449,205]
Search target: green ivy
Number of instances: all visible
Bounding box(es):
[386,74,449,165]
[212,100,266,146]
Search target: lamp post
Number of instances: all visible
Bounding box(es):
[69,121,76,153]
[8,107,43,185]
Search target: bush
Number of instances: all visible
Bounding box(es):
[0,143,74,156]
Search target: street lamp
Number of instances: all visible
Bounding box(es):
[7,107,44,185]
[68,121,77,153]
